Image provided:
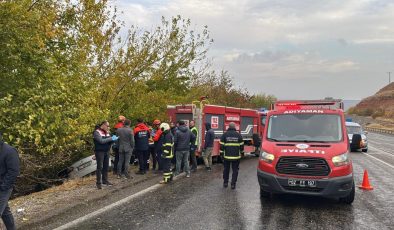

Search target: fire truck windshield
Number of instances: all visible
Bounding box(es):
[267,114,343,142]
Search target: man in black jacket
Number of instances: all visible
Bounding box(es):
[220,122,244,189]
[93,121,117,189]
[0,133,20,230]
[174,121,195,177]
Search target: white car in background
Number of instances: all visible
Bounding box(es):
[346,121,368,152]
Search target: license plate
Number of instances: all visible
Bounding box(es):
[288,179,317,187]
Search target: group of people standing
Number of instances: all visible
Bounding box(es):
[0,116,244,230]
[92,116,244,189]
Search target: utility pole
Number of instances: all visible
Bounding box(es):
[388,72,391,84]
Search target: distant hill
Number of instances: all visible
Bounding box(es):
[349,82,394,119]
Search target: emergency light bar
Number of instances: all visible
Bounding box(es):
[271,100,344,110]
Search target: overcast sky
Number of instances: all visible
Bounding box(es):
[115,0,394,100]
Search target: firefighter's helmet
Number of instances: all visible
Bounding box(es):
[118,115,126,122]
[153,119,161,125]
[160,122,170,132]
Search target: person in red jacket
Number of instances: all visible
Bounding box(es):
[152,120,163,172]
[134,119,151,174]
[148,119,160,171]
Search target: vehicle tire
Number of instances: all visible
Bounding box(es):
[362,148,368,153]
[260,188,271,198]
[340,181,355,204]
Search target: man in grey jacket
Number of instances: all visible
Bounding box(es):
[116,119,135,179]
[0,133,19,230]
[174,121,196,177]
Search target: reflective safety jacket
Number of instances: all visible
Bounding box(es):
[161,131,174,159]
[190,126,198,146]
[220,128,244,161]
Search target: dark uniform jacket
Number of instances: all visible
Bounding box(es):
[134,123,150,151]
[0,141,20,191]
[204,123,215,149]
[161,131,174,159]
[93,128,113,152]
[219,127,244,161]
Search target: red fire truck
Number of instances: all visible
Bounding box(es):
[167,99,268,158]
[257,100,355,204]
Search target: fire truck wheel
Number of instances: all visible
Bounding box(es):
[339,181,355,204]
[260,188,271,198]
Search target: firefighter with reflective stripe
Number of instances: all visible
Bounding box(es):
[220,122,244,189]
[159,123,174,184]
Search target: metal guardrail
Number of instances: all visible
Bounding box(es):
[365,127,394,135]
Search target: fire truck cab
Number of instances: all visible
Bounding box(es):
[257,100,355,204]
[167,100,266,158]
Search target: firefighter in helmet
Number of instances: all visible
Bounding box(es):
[159,122,174,184]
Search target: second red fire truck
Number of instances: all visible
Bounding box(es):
[167,99,268,159]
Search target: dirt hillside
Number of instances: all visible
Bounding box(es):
[349,82,394,120]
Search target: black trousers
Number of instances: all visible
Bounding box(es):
[223,160,240,185]
[189,145,197,170]
[0,189,15,230]
[113,148,119,173]
[95,151,109,184]
[137,150,149,172]
[162,157,173,182]
[148,145,157,170]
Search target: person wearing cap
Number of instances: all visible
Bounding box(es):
[220,122,244,189]
[0,133,19,230]
[112,115,126,174]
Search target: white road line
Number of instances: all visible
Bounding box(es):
[54,166,198,230]
[363,152,394,170]
[54,184,162,230]
[369,145,394,157]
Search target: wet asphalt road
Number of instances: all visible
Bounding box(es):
[60,132,394,230]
